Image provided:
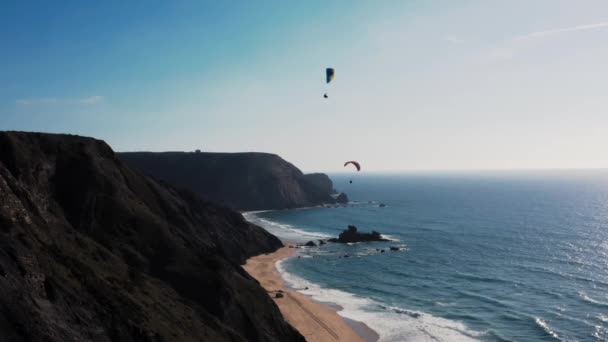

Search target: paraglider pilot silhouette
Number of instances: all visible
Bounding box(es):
[325,68,334,98]
[344,161,360,184]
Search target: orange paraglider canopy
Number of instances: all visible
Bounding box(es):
[344,161,361,171]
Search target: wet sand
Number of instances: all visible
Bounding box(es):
[244,244,379,342]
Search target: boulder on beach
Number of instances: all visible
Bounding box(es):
[275,292,285,298]
[304,240,317,247]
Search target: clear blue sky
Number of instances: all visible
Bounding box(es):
[2,1,608,171]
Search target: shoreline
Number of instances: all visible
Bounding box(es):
[243,244,379,342]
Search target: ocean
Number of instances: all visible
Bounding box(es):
[243,171,608,342]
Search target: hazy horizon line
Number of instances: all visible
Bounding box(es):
[320,167,608,174]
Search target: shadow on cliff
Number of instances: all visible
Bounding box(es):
[119,151,343,211]
[0,131,304,342]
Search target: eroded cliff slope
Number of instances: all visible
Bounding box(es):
[0,131,304,342]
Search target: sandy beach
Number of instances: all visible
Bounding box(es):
[244,244,379,342]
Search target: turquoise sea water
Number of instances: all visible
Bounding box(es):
[244,171,608,342]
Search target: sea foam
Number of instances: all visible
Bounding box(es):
[276,258,482,342]
[243,212,332,242]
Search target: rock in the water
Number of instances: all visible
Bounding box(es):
[344,255,350,258]
[318,240,326,245]
[332,225,389,243]
[336,192,349,204]
[379,203,386,207]
[381,250,385,253]
[304,241,317,247]
[390,246,400,251]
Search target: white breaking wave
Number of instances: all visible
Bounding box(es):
[241,210,273,215]
[434,301,455,307]
[243,212,333,242]
[578,291,608,307]
[594,324,608,341]
[243,210,404,244]
[381,234,400,242]
[535,317,563,341]
[276,259,482,342]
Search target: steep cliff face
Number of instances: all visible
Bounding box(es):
[0,132,304,342]
[119,152,337,211]
[300,173,335,204]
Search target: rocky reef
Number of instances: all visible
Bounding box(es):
[0,131,304,342]
[328,225,389,243]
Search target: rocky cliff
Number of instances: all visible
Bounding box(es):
[119,152,338,211]
[0,131,304,342]
[300,173,335,204]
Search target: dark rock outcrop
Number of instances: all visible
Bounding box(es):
[335,193,349,204]
[390,246,400,251]
[300,173,334,204]
[328,225,389,243]
[119,152,340,211]
[304,241,317,247]
[0,132,304,342]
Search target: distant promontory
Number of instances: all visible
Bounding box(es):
[119,151,346,211]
